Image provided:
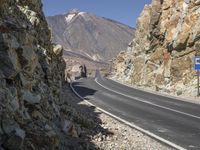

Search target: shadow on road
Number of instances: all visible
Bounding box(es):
[62,82,114,149]
[71,82,97,98]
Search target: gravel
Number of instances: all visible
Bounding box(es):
[64,83,174,150]
[83,101,174,150]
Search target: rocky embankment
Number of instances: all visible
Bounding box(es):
[0,0,81,149]
[113,0,200,97]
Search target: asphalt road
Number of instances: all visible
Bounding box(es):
[71,71,200,150]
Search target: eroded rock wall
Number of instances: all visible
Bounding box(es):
[0,0,68,149]
[113,0,200,96]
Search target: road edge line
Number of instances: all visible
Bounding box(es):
[69,82,186,150]
[95,78,200,120]
[108,77,200,105]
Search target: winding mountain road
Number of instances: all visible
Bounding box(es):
[71,71,200,150]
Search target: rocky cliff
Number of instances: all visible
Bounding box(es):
[0,0,73,149]
[113,0,200,96]
[47,9,135,62]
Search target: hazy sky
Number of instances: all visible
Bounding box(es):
[42,0,151,27]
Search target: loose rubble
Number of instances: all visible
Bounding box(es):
[64,84,174,150]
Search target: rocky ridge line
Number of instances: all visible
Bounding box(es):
[47,9,135,62]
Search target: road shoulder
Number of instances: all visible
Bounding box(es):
[68,82,174,150]
[108,76,200,105]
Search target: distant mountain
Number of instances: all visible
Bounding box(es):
[46,9,135,62]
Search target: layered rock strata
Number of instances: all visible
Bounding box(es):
[0,0,77,149]
[113,0,200,96]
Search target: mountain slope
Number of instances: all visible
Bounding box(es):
[47,9,135,62]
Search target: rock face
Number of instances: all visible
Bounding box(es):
[113,0,200,96]
[0,0,70,149]
[47,9,135,62]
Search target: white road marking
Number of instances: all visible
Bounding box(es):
[70,82,187,150]
[109,78,200,105]
[95,78,200,120]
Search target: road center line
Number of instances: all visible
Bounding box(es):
[95,78,200,120]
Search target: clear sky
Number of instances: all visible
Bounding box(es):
[42,0,152,27]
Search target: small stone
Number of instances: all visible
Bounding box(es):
[46,130,56,138]
[3,134,24,150]
[2,119,19,134]
[10,98,19,111]
[22,90,41,104]
[71,125,78,138]
[3,128,25,150]
[177,90,183,96]
[53,44,63,56]
[15,128,25,139]
[62,120,73,134]
[32,110,46,122]
[97,137,103,142]
[45,124,52,131]
[195,0,200,5]
[76,125,82,137]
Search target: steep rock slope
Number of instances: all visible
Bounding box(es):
[113,0,200,96]
[47,9,135,62]
[0,0,74,149]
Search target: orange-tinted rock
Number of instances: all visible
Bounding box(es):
[113,0,200,96]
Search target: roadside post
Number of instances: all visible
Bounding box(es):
[194,56,200,96]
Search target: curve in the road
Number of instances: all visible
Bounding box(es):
[70,81,187,150]
[95,78,200,120]
[70,73,200,150]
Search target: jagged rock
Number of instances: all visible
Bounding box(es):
[53,44,63,56]
[44,124,52,131]
[3,135,23,150]
[61,119,80,138]
[177,90,183,96]
[9,99,19,111]
[0,0,67,149]
[195,0,200,5]
[113,0,200,96]
[62,119,73,134]
[3,128,25,150]
[2,118,19,135]
[15,128,25,140]
[71,125,79,138]
[22,90,41,104]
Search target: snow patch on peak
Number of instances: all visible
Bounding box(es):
[78,12,86,17]
[64,9,87,23]
[65,14,76,23]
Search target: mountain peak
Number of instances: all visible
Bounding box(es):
[64,9,86,15]
[68,8,80,14]
[46,11,135,62]
[64,9,86,23]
